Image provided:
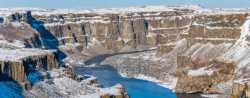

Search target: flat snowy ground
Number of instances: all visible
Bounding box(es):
[0,48,55,61]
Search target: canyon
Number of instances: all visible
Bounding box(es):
[0,5,250,98]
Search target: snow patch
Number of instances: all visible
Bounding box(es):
[0,48,55,61]
[120,73,177,90]
[0,40,26,48]
[187,66,215,76]
[0,5,202,17]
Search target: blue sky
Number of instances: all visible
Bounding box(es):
[0,0,250,9]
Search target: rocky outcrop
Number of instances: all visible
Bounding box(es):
[176,59,235,93]
[100,84,130,98]
[0,48,58,88]
[0,22,41,48]
[2,7,195,52]
[231,83,248,98]
[2,7,248,52]
[0,60,26,82]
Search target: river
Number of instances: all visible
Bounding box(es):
[76,65,203,98]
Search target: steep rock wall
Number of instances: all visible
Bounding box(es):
[0,48,59,89]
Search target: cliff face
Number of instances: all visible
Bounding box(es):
[1,6,250,97]
[0,48,58,88]
[5,7,196,52]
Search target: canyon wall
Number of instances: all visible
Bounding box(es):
[0,48,58,89]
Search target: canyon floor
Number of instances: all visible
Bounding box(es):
[1,5,250,98]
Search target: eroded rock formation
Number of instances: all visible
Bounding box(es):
[0,48,58,88]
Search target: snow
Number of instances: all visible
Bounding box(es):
[184,42,232,60]
[199,8,250,15]
[0,48,56,61]
[61,78,125,98]
[234,78,250,84]
[221,17,250,84]
[28,68,126,98]
[187,66,215,76]
[59,43,82,50]
[223,17,250,65]
[10,22,24,27]
[0,40,26,48]
[53,77,87,95]
[184,43,202,56]
[100,84,123,96]
[239,17,250,39]
[44,19,110,26]
[76,94,99,98]
[201,94,220,98]
[143,12,161,16]
[150,25,189,31]
[206,26,240,30]
[49,68,65,78]
[194,37,237,41]
[172,39,189,55]
[87,38,102,48]
[78,83,125,98]
[0,5,250,20]
[0,5,201,17]
[120,73,177,90]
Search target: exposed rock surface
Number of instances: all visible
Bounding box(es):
[0,48,58,88]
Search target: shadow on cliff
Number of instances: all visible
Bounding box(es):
[84,48,156,66]
[23,11,66,86]
[0,74,25,98]
[26,11,66,63]
[23,60,46,86]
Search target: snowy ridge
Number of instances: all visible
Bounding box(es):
[0,48,56,61]
[0,5,249,16]
[199,8,250,15]
[0,5,201,16]
[0,40,25,48]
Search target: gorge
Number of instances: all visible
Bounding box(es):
[0,5,250,98]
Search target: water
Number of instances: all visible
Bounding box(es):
[0,81,24,98]
[76,65,177,98]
